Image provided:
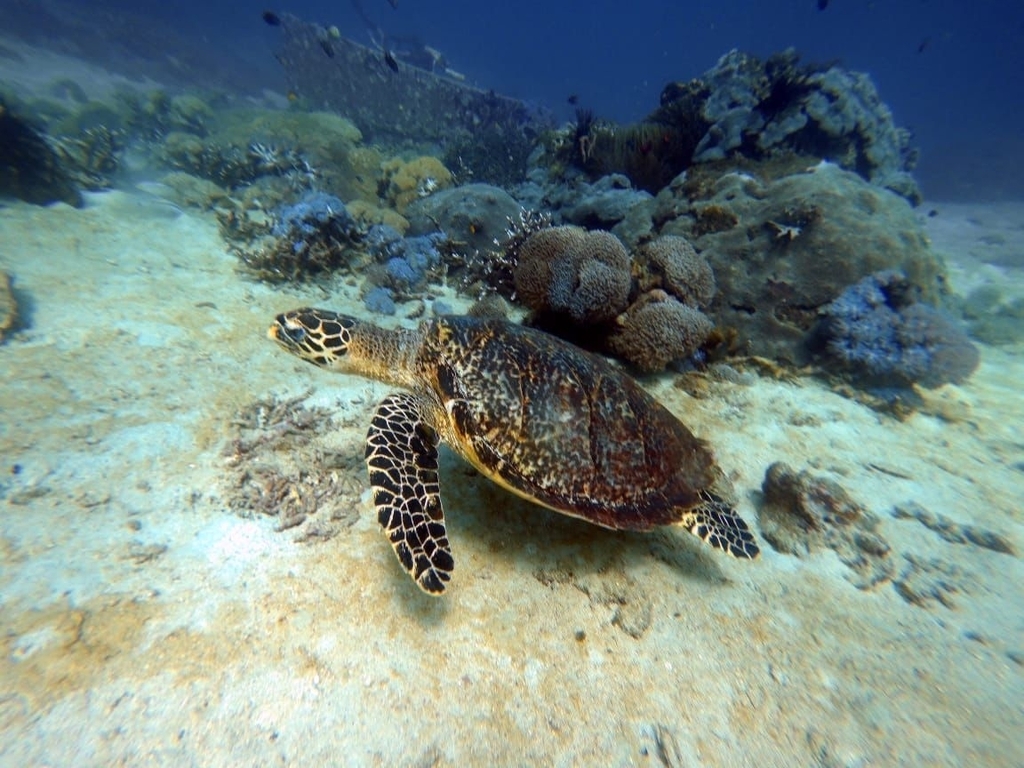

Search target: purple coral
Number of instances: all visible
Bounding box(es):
[819,271,979,389]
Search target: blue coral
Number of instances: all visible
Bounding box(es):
[365,223,403,251]
[385,256,419,289]
[820,271,979,389]
[363,286,397,315]
[272,192,355,238]
[369,229,445,291]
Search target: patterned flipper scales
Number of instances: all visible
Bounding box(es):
[365,393,454,594]
[681,490,761,560]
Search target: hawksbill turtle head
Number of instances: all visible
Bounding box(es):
[268,307,359,370]
[269,307,417,387]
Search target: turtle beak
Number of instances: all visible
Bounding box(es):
[268,313,307,348]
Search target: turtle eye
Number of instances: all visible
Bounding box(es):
[281,320,307,344]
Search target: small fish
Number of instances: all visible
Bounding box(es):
[917,36,931,54]
[262,10,281,26]
[567,94,579,105]
[383,49,399,72]
[817,0,829,9]
[320,38,335,58]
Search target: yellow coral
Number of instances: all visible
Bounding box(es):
[381,155,453,213]
[347,200,409,234]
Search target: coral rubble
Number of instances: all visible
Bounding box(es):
[758,462,895,589]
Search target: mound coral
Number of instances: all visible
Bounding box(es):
[606,291,713,372]
[514,225,631,325]
[816,270,979,389]
[634,235,716,308]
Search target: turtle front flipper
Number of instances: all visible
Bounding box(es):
[366,393,454,594]
[681,490,761,560]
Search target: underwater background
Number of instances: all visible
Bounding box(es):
[1,0,1022,765]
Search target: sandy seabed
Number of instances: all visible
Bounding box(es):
[0,187,1022,766]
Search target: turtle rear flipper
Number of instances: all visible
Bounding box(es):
[366,393,454,594]
[681,491,761,560]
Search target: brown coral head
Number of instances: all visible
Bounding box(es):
[514,226,631,324]
[634,235,716,308]
[607,294,713,372]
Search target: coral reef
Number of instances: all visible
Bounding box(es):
[456,208,552,300]
[813,270,980,389]
[154,108,372,200]
[47,126,124,191]
[111,88,218,139]
[514,169,651,232]
[161,131,317,190]
[363,286,397,316]
[606,291,713,373]
[535,49,918,203]
[158,172,231,210]
[504,225,716,371]
[687,49,920,203]
[364,225,446,295]
[584,121,701,194]
[648,162,944,364]
[346,199,409,234]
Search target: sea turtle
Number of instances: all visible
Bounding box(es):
[268,308,759,594]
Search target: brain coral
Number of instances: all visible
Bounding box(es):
[514,225,631,324]
[607,291,713,372]
[634,235,716,308]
